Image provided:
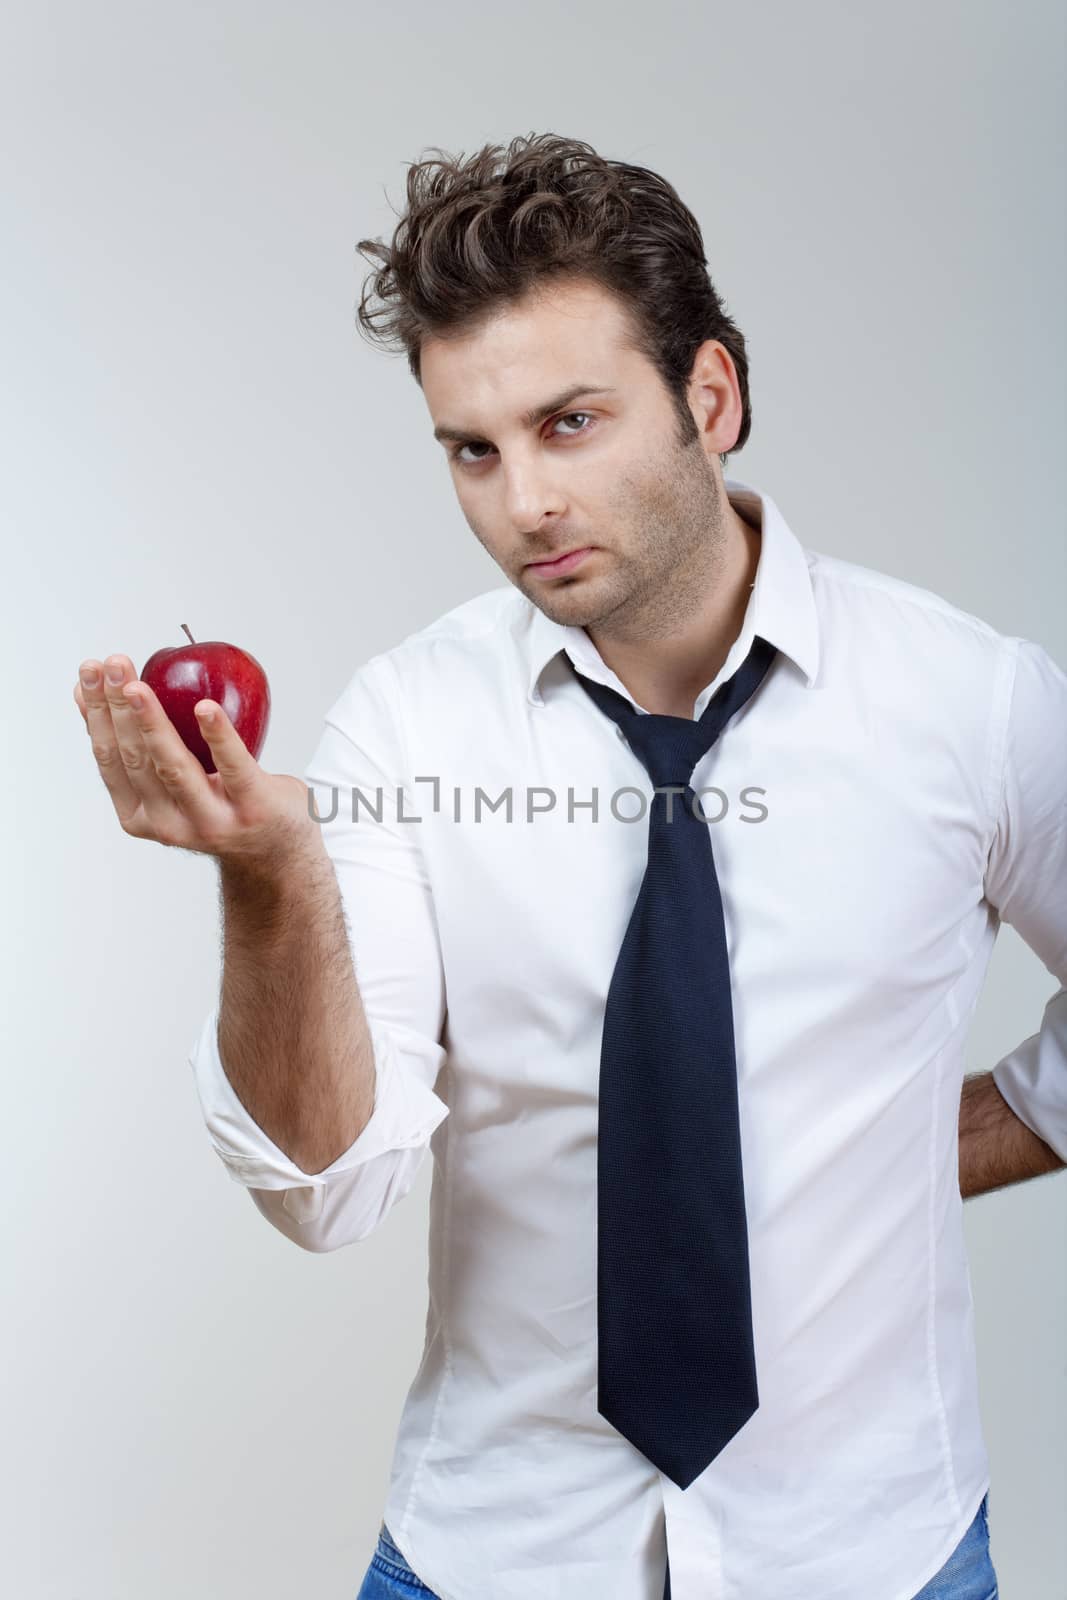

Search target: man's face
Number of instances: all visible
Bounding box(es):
[419,277,731,634]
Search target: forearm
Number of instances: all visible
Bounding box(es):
[216,836,376,1176]
[958,1070,1066,1199]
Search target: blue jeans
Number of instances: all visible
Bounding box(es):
[356,1522,436,1597]
[911,1493,999,1600]
[355,1493,998,1599]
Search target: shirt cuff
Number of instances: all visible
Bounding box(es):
[991,985,1067,1164]
[186,1004,451,1207]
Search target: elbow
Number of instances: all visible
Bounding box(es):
[246,1146,432,1253]
[248,1185,338,1252]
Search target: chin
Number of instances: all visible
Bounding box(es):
[534,593,604,629]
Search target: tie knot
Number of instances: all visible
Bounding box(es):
[620,712,720,789]
[570,635,779,790]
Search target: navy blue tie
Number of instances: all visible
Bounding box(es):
[570,634,778,1496]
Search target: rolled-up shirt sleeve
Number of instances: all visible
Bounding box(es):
[187,651,451,1249]
[986,635,1067,1164]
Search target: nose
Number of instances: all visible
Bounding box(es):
[501,455,567,533]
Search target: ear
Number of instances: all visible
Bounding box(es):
[686,340,743,456]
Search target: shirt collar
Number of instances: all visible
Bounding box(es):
[517,477,821,708]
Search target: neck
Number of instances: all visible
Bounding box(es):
[586,498,762,719]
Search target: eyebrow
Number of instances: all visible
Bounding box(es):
[432,383,617,445]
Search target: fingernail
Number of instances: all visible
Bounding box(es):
[106,663,124,685]
[80,667,100,689]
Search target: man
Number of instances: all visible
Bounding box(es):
[75,134,1065,1599]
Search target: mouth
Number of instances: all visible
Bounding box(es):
[524,546,594,577]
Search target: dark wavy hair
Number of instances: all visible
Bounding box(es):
[355,133,751,466]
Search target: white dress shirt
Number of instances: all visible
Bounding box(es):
[189,479,1067,1600]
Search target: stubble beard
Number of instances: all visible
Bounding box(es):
[519,436,728,639]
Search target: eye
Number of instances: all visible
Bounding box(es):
[450,412,596,468]
[552,411,594,437]
[450,439,493,466]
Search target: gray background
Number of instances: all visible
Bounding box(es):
[3,1,1064,1595]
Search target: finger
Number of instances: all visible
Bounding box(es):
[193,698,261,802]
[100,654,177,813]
[125,678,228,836]
[78,658,144,826]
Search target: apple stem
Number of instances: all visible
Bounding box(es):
[181,623,196,645]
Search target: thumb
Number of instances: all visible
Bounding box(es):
[194,700,260,795]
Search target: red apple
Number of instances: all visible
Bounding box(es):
[141,624,271,775]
